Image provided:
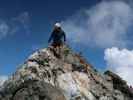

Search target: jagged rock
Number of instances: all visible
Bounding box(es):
[104,70,133,98]
[0,44,133,100]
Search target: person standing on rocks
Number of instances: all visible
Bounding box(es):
[48,22,66,47]
[48,22,66,57]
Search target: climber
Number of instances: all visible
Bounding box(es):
[48,22,66,58]
[48,22,66,48]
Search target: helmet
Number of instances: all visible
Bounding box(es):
[54,22,61,28]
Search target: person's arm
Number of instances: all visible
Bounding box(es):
[48,32,54,43]
[63,31,66,42]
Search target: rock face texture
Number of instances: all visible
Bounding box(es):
[0,45,133,100]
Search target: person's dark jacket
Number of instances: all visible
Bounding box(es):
[48,28,66,44]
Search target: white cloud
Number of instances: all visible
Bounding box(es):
[104,47,133,86]
[62,0,133,48]
[0,12,30,40]
[11,12,31,34]
[17,12,30,24]
[0,75,8,87]
[0,21,9,39]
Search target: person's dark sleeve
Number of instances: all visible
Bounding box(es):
[63,31,66,42]
[48,32,54,43]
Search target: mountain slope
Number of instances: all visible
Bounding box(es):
[0,44,133,100]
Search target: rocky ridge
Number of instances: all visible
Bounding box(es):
[0,45,133,100]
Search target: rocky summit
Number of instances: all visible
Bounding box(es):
[0,44,133,100]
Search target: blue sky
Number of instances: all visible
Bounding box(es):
[0,0,102,76]
[0,0,133,86]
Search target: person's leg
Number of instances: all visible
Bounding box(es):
[58,42,63,57]
[50,42,60,58]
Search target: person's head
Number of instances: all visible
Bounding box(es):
[54,22,61,30]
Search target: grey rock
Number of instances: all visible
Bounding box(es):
[0,44,133,100]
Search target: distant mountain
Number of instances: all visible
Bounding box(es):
[0,44,133,100]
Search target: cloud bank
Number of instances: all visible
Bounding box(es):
[104,47,133,86]
[0,75,8,87]
[62,0,133,48]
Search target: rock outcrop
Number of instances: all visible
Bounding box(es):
[0,44,133,100]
